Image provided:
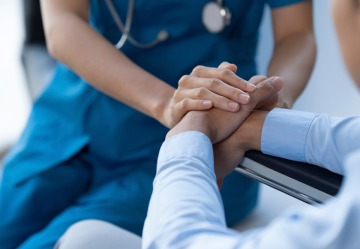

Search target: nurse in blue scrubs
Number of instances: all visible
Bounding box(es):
[0,0,315,248]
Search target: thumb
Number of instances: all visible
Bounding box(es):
[218,62,237,73]
[249,75,268,86]
[250,76,283,109]
[257,76,283,92]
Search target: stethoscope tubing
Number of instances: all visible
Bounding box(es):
[105,0,229,49]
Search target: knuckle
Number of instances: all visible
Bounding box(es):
[231,89,239,98]
[259,81,272,90]
[221,68,233,77]
[178,75,190,86]
[265,81,276,91]
[209,78,220,89]
[173,89,181,99]
[195,87,207,98]
[249,75,267,85]
[180,98,190,109]
[192,65,205,75]
[253,83,274,100]
[258,75,267,81]
[252,75,267,81]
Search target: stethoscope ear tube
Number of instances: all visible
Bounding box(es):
[106,0,169,49]
[105,0,133,49]
[106,0,231,49]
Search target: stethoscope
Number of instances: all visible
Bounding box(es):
[105,0,232,49]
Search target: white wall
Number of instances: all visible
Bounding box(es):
[257,1,360,116]
[0,0,30,152]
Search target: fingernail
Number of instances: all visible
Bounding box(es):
[239,93,250,103]
[247,84,256,91]
[203,100,212,107]
[228,101,239,110]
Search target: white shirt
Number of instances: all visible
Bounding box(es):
[143,108,360,249]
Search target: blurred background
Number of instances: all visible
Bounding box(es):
[1,0,359,230]
[0,0,29,159]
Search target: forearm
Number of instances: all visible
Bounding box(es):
[213,110,267,179]
[143,132,240,249]
[267,32,316,108]
[303,114,360,174]
[244,109,360,176]
[41,2,174,125]
[146,132,360,249]
[166,111,214,141]
[239,111,267,151]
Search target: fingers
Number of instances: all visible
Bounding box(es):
[249,75,267,85]
[249,77,283,109]
[173,98,214,118]
[178,75,251,109]
[190,65,256,93]
[173,62,271,119]
[263,76,283,92]
[218,62,237,73]
[175,87,241,112]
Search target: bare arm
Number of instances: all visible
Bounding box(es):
[212,2,316,179]
[40,0,174,124]
[40,0,255,128]
[268,1,316,108]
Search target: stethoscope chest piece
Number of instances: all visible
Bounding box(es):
[202,2,231,34]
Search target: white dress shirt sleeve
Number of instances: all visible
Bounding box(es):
[143,131,248,249]
[262,108,360,174]
[143,110,360,249]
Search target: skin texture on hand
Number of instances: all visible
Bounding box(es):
[213,111,268,180]
[166,77,282,144]
[161,63,256,128]
[211,74,275,180]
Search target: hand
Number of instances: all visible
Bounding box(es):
[276,95,291,109]
[248,75,282,111]
[161,62,256,128]
[213,111,269,180]
[209,75,282,143]
[166,77,282,144]
[249,75,290,109]
[212,75,282,181]
[214,75,279,181]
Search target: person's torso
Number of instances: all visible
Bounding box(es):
[4,0,268,184]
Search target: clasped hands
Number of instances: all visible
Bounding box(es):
[166,62,283,182]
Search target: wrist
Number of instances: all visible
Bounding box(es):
[166,111,214,141]
[277,94,293,109]
[153,87,176,128]
[241,111,268,151]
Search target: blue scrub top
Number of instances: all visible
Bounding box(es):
[4,0,303,194]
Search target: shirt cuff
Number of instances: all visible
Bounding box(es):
[261,108,318,163]
[158,131,213,171]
